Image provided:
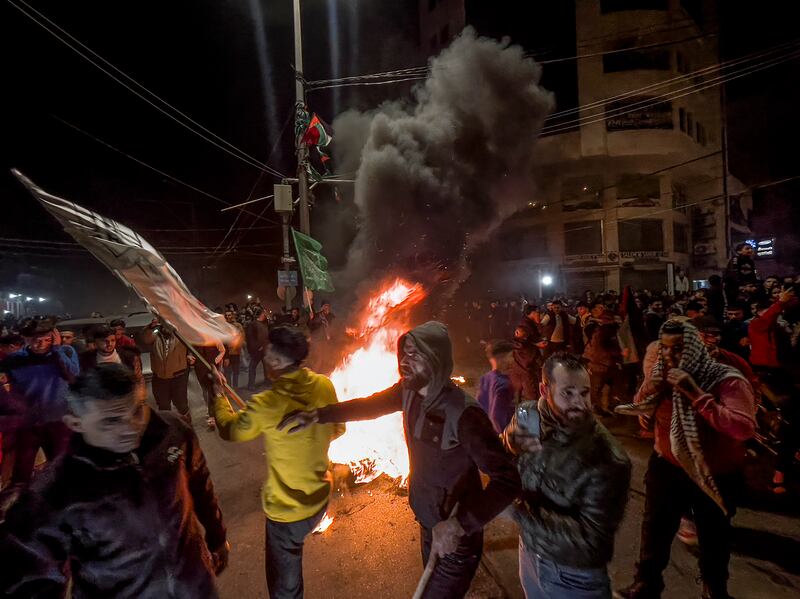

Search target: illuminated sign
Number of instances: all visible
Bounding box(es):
[744,238,776,259]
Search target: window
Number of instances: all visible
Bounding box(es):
[440,25,449,45]
[619,219,664,252]
[673,222,689,253]
[686,111,694,137]
[672,182,688,213]
[603,39,670,72]
[617,174,660,207]
[681,0,704,25]
[676,52,690,74]
[561,175,604,211]
[679,107,686,131]
[606,96,673,131]
[600,0,668,13]
[500,225,548,260]
[564,221,602,256]
[696,122,706,145]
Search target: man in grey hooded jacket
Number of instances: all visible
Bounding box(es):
[280,321,520,598]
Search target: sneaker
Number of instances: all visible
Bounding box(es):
[677,517,698,546]
[613,582,660,599]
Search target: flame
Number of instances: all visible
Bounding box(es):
[328,279,425,484]
[451,375,466,385]
[312,511,335,534]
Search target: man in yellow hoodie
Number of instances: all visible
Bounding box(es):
[213,325,344,599]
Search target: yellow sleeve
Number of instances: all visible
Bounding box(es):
[214,392,269,442]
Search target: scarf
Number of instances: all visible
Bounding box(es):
[619,319,744,514]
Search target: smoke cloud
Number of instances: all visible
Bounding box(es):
[333,27,554,304]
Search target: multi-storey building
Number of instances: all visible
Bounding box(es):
[420,0,752,297]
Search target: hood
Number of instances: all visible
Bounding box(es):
[397,320,453,405]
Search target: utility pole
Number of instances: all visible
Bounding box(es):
[293,0,311,236]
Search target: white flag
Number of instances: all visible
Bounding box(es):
[13,169,241,347]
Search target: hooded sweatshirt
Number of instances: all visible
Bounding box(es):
[316,321,520,533]
[214,368,344,523]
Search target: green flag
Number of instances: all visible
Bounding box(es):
[291,228,335,293]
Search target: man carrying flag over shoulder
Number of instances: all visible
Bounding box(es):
[213,326,344,599]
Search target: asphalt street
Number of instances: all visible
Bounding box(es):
[176,374,800,599]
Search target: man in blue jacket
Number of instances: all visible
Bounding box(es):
[0,318,79,486]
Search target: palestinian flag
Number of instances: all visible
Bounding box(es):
[302,113,332,148]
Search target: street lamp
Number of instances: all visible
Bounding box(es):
[8,293,19,299]
[246,294,253,301]
[541,275,553,286]
[25,297,33,302]
[38,297,47,303]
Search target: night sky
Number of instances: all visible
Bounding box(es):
[1,0,798,315]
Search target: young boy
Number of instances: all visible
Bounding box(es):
[0,363,228,597]
[477,339,517,434]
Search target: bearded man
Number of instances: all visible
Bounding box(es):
[279,321,520,598]
[506,353,631,598]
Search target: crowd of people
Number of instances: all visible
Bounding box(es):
[0,244,798,598]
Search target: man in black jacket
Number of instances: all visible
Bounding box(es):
[80,325,143,384]
[279,321,521,598]
[505,353,632,598]
[0,364,229,598]
[245,307,270,390]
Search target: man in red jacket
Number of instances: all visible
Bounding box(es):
[747,287,797,494]
[616,320,756,599]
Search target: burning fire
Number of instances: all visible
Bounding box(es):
[328,279,425,484]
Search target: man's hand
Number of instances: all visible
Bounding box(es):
[507,430,542,455]
[666,368,703,401]
[211,541,231,575]
[430,517,464,559]
[535,340,548,349]
[277,409,319,433]
[51,328,62,346]
[187,355,196,366]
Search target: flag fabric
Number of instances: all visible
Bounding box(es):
[13,170,242,347]
[291,228,335,293]
[302,114,332,148]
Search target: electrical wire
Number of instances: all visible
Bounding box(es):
[50,115,279,226]
[541,46,800,134]
[305,30,716,88]
[545,37,800,122]
[8,0,286,179]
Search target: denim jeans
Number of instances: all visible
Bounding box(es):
[419,524,483,598]
[264,507,326,599]
[519,540,610,599]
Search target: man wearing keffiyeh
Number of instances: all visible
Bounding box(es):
[615,320,756,599]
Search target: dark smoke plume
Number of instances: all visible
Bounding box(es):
[334,27,553,303]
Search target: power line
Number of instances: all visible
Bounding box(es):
[546,37,800,122]
[8,0,286,179]
[540,47,800,135]
[306,30,716,89]
[51,115,280,226]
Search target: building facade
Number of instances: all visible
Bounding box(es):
[420,0,752,297]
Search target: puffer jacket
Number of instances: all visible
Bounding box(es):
[508,399,631,569]
[0,411,226,599]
